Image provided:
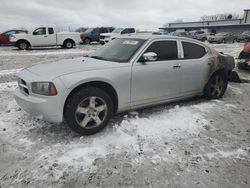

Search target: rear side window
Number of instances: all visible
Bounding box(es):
[145,41,178,61]
[182,42,206,59]
[129,28,135,33]
[48,28,54,34]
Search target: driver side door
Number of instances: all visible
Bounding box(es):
[131,39,182,107]
[31,27,49,46]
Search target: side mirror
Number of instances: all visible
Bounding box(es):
[142,52,157,62]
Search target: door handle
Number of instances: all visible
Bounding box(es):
[173,64,181,69]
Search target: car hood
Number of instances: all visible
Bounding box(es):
[26,57,123,78]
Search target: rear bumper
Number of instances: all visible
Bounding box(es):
[9,42,17,46]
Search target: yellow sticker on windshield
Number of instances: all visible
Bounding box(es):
[123,40,138,45]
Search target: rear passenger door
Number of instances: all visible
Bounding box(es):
[178,41,210,95]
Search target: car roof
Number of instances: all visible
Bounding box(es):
[120,34,210,49]
[121,34,202,42]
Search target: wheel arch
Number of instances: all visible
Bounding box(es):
[16,39,31,47]
[63,38,75,46]
[64,81,119,115]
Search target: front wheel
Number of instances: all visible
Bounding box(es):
[64,87,113,135]
[204,72,228,100]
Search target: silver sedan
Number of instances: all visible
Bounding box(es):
[15,35,235,135]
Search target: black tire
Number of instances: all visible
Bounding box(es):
[201,37,206,42]
[84,38,91,45]
[17,40,29,50]
[204,71,228,100]
[64,87,114,135]
[63,40,74,49]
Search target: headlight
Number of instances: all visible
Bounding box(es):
[31,82,57,96]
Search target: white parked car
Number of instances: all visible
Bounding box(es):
[14,35,235,135]
[99,28,136,44]
[10,26,81,50]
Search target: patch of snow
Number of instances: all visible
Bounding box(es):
[0,100,216,173]
[0,68,22,76]
[0,81,17,92]
[206,149,247,159]
[228,84,243,94]
[0,50,95,57]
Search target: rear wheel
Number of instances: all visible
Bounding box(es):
[64,87,113,135]
[204,72,228,99]
[63,40,74,49]
[18,41,29,50]
[84,38,91,44]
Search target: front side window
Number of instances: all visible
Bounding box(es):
[100,28,108,33]
[121,29,130,34]
[182,42,206,59]
[48,28,54,34]
[33,27,46,35]
[91,38,145,62]
[144,41,178,61]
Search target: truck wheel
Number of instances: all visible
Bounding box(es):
[18,41,29,50]
[63,40,74,49]
[204,71,227,100]
[84,38,91,45]
[64,87,113,135]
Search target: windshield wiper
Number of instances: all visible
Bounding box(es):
[90,56,106,60]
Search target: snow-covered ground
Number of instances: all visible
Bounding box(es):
[0,43,250,188]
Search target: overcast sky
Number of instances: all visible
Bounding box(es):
[0,0,249,32]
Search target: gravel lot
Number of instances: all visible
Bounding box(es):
[0,42,250,188]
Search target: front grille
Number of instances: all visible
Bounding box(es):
[18,78,29,95]
[100,36,105,39]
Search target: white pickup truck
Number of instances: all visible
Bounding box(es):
[10,26,81,50]
[99,28,136,44]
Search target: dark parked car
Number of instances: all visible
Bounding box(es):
[207,32,236,43]
[80,27,114,44]
[0,29,27,45]
[237,31,250,42]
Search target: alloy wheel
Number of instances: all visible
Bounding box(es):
[210,75,223,98]
[75,96,108,129]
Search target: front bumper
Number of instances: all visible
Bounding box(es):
[100,38,111,44]
[237,61,250,70]
[14,88,63,122]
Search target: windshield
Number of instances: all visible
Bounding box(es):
[112,28,124,33]
[90,38,146,62]
[84,28,93,33]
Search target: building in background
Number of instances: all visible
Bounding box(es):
[160,9,250,34]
